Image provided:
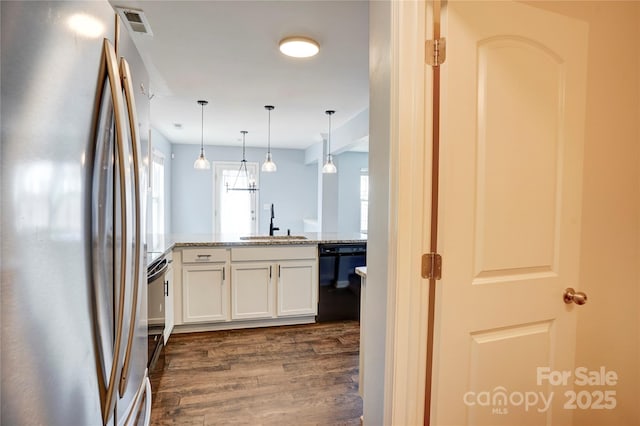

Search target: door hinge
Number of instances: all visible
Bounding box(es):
[422,253,442,280]
[425,38,446,67]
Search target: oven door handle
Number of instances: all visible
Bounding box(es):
[147,259,168,283]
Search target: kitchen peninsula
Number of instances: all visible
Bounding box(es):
[153,233,366,336]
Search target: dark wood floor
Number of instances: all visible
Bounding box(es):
[149,321,363,426]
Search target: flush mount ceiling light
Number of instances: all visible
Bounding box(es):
[279,36,320,58]
[193,100,211,170]
[322,110,337,174]
[261,105,277,172]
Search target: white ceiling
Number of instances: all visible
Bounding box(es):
[109,0,370,150]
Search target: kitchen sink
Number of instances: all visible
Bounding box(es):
[240,235,308,240]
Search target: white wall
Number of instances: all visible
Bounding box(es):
[364,0,392,423]
[320,156,339,233]
[170,144,213,234]
[170,143,317,235]
[151,129,172,238]
[331,108,369,154]
[258,148,318,235]
[337,152,368,234]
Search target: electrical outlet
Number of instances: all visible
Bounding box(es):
[263,204,271,211]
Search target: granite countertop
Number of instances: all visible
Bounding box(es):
[147,232,367,266]
[355,266,367,278]
[169,232,367,248]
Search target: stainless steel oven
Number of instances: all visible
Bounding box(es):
[147,254,169,372]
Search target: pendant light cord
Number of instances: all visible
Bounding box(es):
[267,108,271,154]
[200,103,205,155]
[242,131,247,161]
[261,105,277,173]
[194,100,210,170]
[328,113,332,153]
[325,110,335,155]
[265,105,275,155]
[322,110,337,173]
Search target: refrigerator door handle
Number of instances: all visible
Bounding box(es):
[100,38,130,426]
[122,371,152,426]
[143,376,152,426]
[118,56,143,396]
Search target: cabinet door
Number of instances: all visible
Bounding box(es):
[182,263,229,323]
[277,260,318,317]
[164,263,174,343]
[230,262,274,320]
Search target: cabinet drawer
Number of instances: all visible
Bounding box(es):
[231,245,317,262]
[182,247,228,263]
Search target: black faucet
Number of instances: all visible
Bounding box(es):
[269,203,279,236]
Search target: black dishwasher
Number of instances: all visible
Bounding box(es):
[317,243,367,322]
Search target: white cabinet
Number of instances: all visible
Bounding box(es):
[181,248,230,323]
[231,245,318,319]
[172,244,318,332]
[230,262,274,320]
[277,260,318,317]
[355,266,367,397]
[164,255,174,343]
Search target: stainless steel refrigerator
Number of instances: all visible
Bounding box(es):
[1,1,151,425]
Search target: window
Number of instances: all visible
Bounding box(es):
[150,151,165,252]
[213,162,259,235]
[360,169,368,234]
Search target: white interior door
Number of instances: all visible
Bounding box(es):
[432,1,588,425]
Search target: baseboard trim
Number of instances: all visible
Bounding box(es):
[172,316,316,334]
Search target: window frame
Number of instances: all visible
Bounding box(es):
[150,149,165,252]
[360,168,369,234]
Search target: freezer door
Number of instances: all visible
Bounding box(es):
[93,37,132,426]
[121,373,152,426]
[117,55,144,402]
[114,24,150,426]
[1,1,117,425]
[94,34,149,426]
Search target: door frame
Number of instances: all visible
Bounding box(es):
[382,1,640,425]
[380,0,431,424]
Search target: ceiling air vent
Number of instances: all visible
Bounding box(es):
[115,7,153,36]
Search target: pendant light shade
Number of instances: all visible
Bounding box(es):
[322,110,337,174]
[261,105,277,172]
[322,154,337,174]
[193,153,210,170]
[193,100,210,170]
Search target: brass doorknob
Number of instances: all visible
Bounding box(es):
[563,287,587,305]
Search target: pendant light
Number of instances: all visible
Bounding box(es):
[226,131,258,192]
[322,110,337,174]
[193,100,210,170]
[261,105,277,172]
